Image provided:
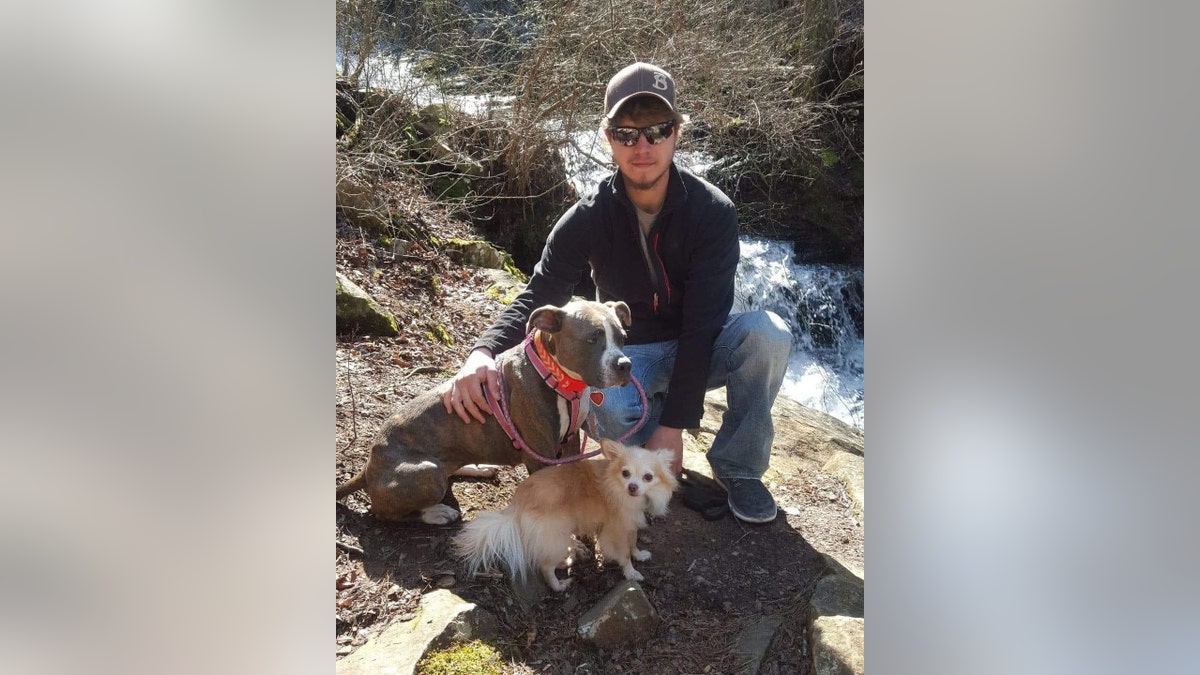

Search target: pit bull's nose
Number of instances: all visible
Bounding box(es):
[616,356,631,376]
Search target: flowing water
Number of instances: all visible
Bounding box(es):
[733,239,864,430]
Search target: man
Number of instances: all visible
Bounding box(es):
[441,62,791,523]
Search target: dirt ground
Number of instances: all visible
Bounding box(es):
[334,195,864,674]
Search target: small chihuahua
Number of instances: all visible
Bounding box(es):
[453,438,679,591]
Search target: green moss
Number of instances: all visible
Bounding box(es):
[484,284,519,306]
[820,148,840,168]
[415,640,503,675]
[501,259,528,282]
[426,322,454,346]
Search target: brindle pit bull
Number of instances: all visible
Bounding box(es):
[336,299,633,524]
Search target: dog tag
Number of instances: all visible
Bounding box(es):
[589,391,605,406]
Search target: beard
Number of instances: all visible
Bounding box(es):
[620,164,670,192]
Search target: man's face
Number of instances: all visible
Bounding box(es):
[607,111,677,193]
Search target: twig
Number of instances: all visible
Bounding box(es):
[337,540,364,556]
[341,361,359,451]
[568,137,612,170]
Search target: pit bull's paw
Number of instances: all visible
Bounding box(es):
[454,464,500,478]
[633,548,651,562]
[622,565,644,582]
[420,504,461,525]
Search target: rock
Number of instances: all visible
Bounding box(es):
[806,554,864,675]
[811,616,864,675]
[822,451,864,524]
[444,239,508,270]
[480,268,526,306]
[730,615,783,675]
[336,589,498,675]
[576,580,660,648]
[690,390,863,476]
[807,568,863,623]
[507,572,549,611]
[336,175,389,233]
[336,272,399,337]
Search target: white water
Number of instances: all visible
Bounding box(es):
[734,239,864,430]
[336,50,511,115]
[340,52,866,430]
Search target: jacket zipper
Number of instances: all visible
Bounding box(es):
[652,233,670,314]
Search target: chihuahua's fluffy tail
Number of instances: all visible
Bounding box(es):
[453,510,529,583]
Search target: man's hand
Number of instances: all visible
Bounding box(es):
[440,348,500,424]
[644,425,685,478]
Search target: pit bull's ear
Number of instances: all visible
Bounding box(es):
[528,305,567,334]
[606,301,632,327]
[599,438,625,462]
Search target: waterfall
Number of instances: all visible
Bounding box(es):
[734,238,865,430]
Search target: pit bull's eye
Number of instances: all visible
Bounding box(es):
[587,329,602,344]
[643,473,653,482]
[622,469,631,478]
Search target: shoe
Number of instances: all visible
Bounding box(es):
[713,475,777,523]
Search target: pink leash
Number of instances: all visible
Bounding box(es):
[484,333,649,465]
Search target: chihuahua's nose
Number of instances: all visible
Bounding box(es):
[627,483,638,496]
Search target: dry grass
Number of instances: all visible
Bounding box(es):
[336,0,863,244]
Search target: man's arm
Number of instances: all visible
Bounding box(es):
[657,193,739,431]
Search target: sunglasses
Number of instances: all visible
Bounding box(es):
[607,120,676,147]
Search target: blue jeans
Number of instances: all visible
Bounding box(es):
[589,310,792,480]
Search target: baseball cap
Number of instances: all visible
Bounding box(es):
[604,62,678,120]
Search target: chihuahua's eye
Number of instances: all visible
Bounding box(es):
[643,473,653,482]
[622,469,631,478]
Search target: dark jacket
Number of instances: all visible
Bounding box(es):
[473,163,739,429]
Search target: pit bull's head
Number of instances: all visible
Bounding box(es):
[527,300,632,389]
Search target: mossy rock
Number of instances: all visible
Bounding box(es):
[443,239,527,281]
[443,239,503,269]
[336,272,399,337]
[426,322,454,346]
[479,269,526,306]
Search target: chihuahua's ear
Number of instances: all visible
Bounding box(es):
[599,438,625,462]
[653,448,675,467]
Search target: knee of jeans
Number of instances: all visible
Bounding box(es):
[747,310,793,357]
[591,397,644,436]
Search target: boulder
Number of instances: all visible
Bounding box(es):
[336,589,499,675]
[811,616,864,675]
[576,580,659,648]
[688,389,864,475]
[731,615,783,675]
[336,272,399,337]
[336,175,390,233]
[807,552,864,675]
[822,451,864,524]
